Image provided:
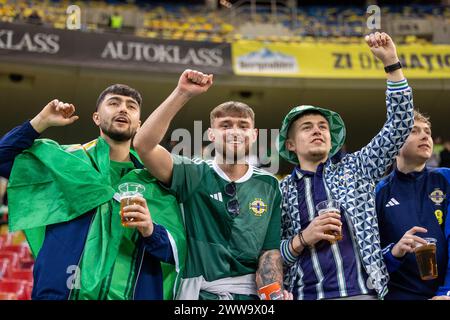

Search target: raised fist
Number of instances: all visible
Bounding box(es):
[365,32,399,66]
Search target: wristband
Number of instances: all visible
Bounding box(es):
[384,61,402,73]
[297,231,310,249]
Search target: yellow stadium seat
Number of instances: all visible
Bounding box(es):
[405,35,417,44]
[53,22,66,29]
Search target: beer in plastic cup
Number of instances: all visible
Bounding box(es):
[316,199,342,243]
[118,182,145,227]
[415,237,438,281]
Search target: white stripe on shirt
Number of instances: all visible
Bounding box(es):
[305,177,325,300]
[324,185,348,296]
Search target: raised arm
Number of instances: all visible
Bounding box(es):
[365,32,404,82]
[353,32,414,181]
[0,99,77,178]
[133,70,213,185]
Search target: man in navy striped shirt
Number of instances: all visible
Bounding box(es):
[278,32,414,300]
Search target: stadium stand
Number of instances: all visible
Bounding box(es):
[0,228,34,300]
[0,0,448,43]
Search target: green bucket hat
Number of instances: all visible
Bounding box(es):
[278,105,346,165]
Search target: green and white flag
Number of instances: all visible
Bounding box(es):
[7,137,186,300]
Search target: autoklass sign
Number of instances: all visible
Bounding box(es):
[101,41,224,67]
[0,28,60,54]
[0,22,232,74]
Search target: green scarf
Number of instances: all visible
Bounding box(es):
[7,137,186,299]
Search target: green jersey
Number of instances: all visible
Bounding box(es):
[169,155,281,283]
[105,160,137,300]
[110,160,135,188]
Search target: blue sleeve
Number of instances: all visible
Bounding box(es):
[375,178,387,222]
[375,178,387,194]
[382,243,405,273]
[376,181,405,273]
[142,223,175,264]
[0,121,40,178]
[436,168,450,296]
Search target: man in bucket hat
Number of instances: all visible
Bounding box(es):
[279,32,414,300]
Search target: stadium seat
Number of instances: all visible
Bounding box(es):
[0,252,19,268]
[0,259,9,278]
[25,284,33,300]
[8,268,33,282]
[1,244,31,259]
[0,1,444,43]
[18,258,35,270]
[0,279,28,300]
[0,292,18,300]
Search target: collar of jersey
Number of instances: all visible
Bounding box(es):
[395,166,428,180]
[292,162,326,181]
[212,159,254,183]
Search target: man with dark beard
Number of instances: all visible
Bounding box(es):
[134,70,291,300]
[0,84,186,300]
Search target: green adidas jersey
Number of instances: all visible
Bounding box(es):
[169,155,281,282]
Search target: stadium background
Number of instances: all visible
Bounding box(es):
[0,0,449,300]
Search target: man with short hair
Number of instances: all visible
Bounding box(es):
[0,84,185,300]
[376,110,450,300]
[134,70,289,300]
[278,32,414,300]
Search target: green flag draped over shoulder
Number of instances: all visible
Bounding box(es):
[7,137,186,300]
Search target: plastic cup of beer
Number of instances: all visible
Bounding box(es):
[316,199,342,243]
[118,182,145,227]
[414,237,438,281]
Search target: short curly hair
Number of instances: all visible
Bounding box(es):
[96,84,142,110]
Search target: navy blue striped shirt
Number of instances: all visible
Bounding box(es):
[283,164,376,300]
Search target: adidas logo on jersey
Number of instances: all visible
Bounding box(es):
[210,192,223,202]
[385,198,400,207]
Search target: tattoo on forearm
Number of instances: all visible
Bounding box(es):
[256,250,283,289]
